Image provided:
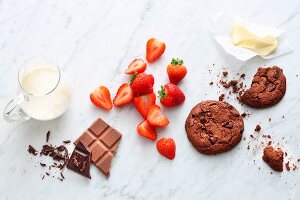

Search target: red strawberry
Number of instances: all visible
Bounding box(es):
[134,92,156,119]
[130,73,154,95]
[146,38,166,63]
[147,105,169,127]
[148,74,154,86]
[158,83,185,107]
[90,86,113,110]
[167,58,187,84]
[137,120,157,141]
[125,59,147,75]
[156,138,176,160]
[113,83,134,107]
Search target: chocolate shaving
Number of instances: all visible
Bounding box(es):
[46,131,50,142]
[41,145,56,155]
[60,172,65,179]
[63,140,71,144]
[28,145,38,156]
[40,163,46,167]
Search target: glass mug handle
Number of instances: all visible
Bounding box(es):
[3,93,30,123]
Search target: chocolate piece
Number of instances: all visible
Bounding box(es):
[67,142,91,179]
[28,145,38,155]
[75,118,122,177]
[63,140,71,144]
[46,131,50,142]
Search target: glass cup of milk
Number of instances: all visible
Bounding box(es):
[3,57,71,123]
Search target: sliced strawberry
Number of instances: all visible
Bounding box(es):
[157,138,176,160]
[113,83,134,107]
[137,120,157,141]
[90,86,113,110]
[125,59,147,75]
[134,92,156,119]
[147,105,169,127]
[146,38,166,63]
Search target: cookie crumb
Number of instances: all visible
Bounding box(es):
[255,125,261,132]
[262,145,283,172]
[285,162,291,171]
[241,113,247,118]
[223,71,228,77]
[219,94,225,101]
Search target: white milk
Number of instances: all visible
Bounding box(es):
[20,66,71,120]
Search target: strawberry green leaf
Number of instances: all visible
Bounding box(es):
[171,58,184,65]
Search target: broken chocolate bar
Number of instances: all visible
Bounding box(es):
[75,118,122,177]
[67,142,91,179]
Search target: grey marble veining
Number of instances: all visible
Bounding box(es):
[1,0,300,199]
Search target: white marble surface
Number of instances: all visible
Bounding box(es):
[1,0,300,199]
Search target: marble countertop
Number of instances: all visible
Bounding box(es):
[1,0,300,199]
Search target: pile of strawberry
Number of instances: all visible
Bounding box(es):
[90,38,187,160]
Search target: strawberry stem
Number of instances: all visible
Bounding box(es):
[129,72,138,84]
[171,58,184,65]
[158,85,166,99]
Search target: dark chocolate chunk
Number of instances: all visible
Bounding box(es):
[67,142,91,179]
[63,140,71,144]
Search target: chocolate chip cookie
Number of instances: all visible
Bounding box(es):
[185,100,244,155]
[262,145,283,172]
[241,66,286,108]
